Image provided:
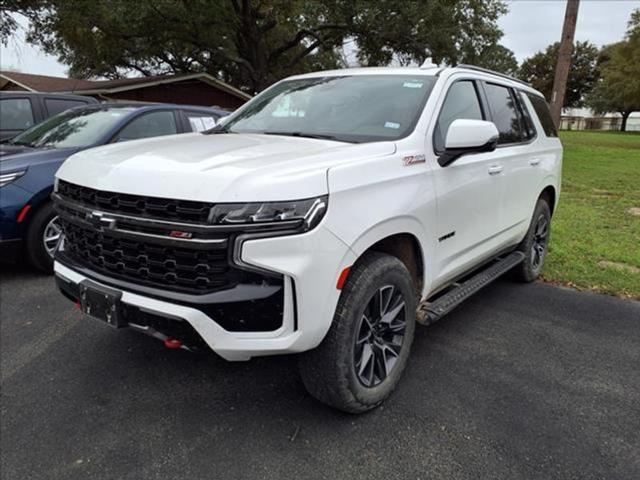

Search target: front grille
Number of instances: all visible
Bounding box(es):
[55,180,240,295]
[55,181,288,330]
[57,180,214,224]
[60,219,235,294]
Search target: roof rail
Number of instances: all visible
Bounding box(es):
[456,64,532,88]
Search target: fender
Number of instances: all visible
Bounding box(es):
[15,185,54,234]
[330,216,435,298]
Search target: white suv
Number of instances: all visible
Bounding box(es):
[53,65,562,413]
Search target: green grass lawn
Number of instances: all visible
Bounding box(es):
[543,130,640,299]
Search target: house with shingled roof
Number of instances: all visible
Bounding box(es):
[0,71,251,110]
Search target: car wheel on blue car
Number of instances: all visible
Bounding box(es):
[25,202,59,273]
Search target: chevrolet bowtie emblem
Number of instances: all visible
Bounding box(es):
[87,211,116,229]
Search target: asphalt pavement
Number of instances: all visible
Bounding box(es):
[1,262,639,480]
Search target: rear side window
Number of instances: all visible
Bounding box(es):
[434,80,484,152]
[484,83,523,144]
[185,112,217,132]
[45,98,90,117]
[116,111,178,142]
[516,91,536,141]
[0,98,35,130]
[526,93,558,137]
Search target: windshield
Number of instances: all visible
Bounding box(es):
[216,75,436,143]
[9,107,135,149]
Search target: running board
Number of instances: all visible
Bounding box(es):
[416,251,525,325]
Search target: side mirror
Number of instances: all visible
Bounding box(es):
[438,119,499,167]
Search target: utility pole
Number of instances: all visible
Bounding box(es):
[550,0,580,127]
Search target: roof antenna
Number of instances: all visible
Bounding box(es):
[420,57,438,69]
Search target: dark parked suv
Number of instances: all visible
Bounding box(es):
[0,91,98,140]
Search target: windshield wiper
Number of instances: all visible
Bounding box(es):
[206,125,235,134]
[262,131,345,142]
[6,140,36,147]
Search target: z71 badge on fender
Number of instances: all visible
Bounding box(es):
[403,154,426,166]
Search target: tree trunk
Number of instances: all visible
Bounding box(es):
[550,0,580,127]
[620,111,630,132]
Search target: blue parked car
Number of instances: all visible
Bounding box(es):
[0,102,228,272]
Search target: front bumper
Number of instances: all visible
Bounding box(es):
[54,225,355,361]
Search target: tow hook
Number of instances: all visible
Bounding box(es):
[128,322,193,351]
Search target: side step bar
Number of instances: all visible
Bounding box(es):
[416,251,525,325]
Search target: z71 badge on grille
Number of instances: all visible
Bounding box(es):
[169,231,193,239]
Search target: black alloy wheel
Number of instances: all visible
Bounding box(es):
[354,285,407,388]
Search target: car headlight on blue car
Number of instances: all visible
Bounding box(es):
[209,196,328,232]
[0,170,26,188]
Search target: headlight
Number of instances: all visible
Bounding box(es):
[0,170,26,187]
[209,196,327,231]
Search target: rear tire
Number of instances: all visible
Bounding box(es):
[299,252,416,413]
[512,198,551,283]
[25,202,60,274]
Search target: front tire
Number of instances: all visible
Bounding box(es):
[512,198,551,283]
[25,202,60,273]
[299,252,416,413]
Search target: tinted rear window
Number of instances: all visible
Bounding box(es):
[484,83,524,144]
[516,91,537,141]
[116,110,178,141]
[526,93,558,137]
[0,98,35,130]
[45,98,90,116]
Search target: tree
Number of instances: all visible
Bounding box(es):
[586,9,640,132]
[472,44,518,76]
[0,0,42,45]
[350,0,509,68]
[519,40,600,107]
[17,0,509,93]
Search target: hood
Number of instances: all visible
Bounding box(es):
[56,133,396,202]
[0,143,35,158]
[0,146,82,173]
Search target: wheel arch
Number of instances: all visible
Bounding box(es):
[349,222,426,296]
[539,184,557,216]
[20,185,54,232]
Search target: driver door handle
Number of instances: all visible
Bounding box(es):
[529,157,541,166]
[488,165,503,175]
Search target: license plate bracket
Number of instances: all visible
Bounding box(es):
[79,280,125,328]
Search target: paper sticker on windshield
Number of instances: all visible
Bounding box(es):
[384,121,400,129]
[403,81,424,88]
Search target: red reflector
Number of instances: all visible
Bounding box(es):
[74,300,81,310]
[16,205,31,223]
[164,338,183,349]
[336,267,351,290]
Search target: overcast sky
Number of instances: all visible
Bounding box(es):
[0,0,637,77]
[499,0,638,61]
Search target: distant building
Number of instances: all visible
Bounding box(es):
[560,107,640,132]
[0,71,251,110]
